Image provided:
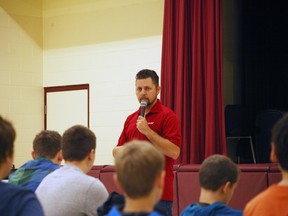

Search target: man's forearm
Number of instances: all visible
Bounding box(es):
[145,128,180,160]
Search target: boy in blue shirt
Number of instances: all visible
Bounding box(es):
[181,155,242,216]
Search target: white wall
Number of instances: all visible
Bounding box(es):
[0,6,43,167]
[43,35,162,165]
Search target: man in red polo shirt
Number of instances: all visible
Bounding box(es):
[113,69,181,216]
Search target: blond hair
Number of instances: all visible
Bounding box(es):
[115,140,164,198]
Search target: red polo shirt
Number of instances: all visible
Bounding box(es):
[117,99,181,201]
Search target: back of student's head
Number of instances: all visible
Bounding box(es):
[62,125,96,161]
[271,114,288,171]
[33,130,61,159]
[0,116,16,166]
[199,154,240,191]
[115,140,164,198]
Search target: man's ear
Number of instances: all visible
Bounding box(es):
[157,86,161,95]
[270,143,278,162]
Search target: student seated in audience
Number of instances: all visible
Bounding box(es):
[107,140,165,216]
[36,125,108,216]
[181,154,242,216]
[0,116,44,216]
[9,130,62,192]
[244,114,288,216]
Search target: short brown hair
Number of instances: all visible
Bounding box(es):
[0,116,16,166]
[62,125,96,161]
[33,130,61,159]
[115,140,164,198]
[199,154,240,191]
[135,69,159,86]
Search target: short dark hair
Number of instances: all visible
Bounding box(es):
[199,154,240,191]
[271,114,288,170]
[0,116,16,166]
[62,125,96,161]
[135,69,159,86]
[33,130,61,159]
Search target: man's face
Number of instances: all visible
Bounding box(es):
[135,77,160,107]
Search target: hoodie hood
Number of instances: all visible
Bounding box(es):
[180,202,242,216]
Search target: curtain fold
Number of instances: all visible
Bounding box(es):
[161,0,226,164]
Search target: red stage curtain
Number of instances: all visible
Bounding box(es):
[160,0,226,164]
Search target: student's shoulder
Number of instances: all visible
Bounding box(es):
[245,186,276,207]
[1,181,30,194]
[0,183,44,216]
[82,174,106,191]
[244,185,286,215]
[0,181,39,204]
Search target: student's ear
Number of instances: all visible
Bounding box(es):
[222,181,231,194]
[31,151,36,159]
[156,170,165,189]
[88,149,95,160]
[222,181,237,204]
[270,143,278,162]
[153,170,165,200]
[113,173,124,193]
[57,150,63,164]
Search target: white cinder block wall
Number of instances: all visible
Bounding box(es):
[43,36,162,165]
[0,7,43,167]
